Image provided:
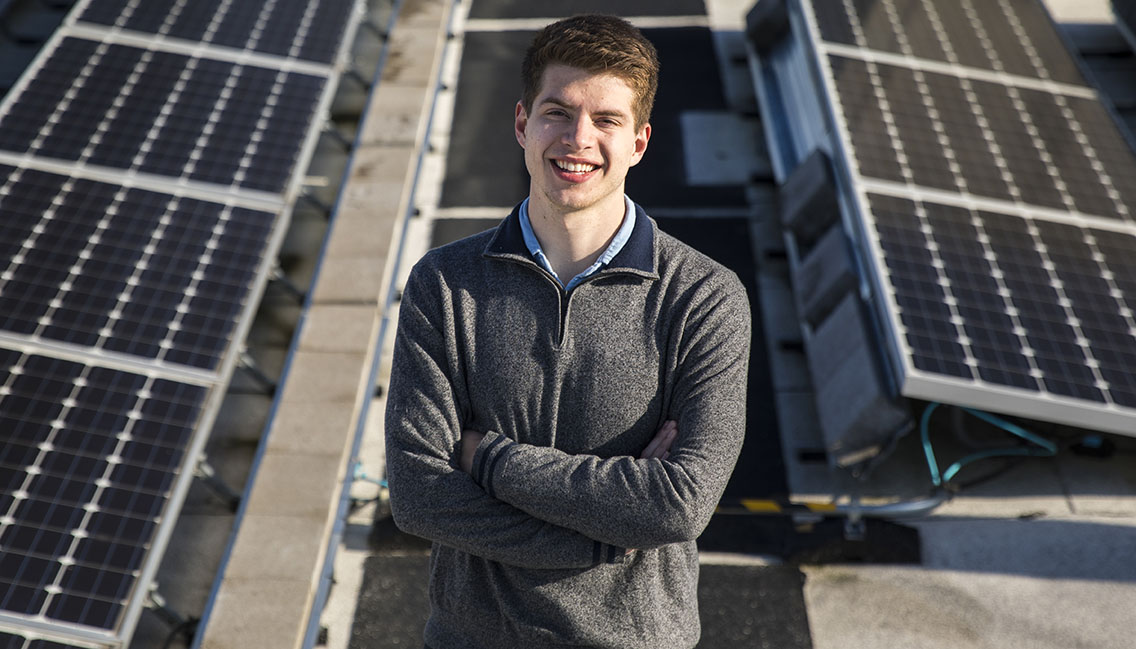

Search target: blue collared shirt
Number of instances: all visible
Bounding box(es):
[518,195,637,291]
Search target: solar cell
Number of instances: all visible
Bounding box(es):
[853,0,903,55]
[811,0,856,47]
[965,78,1069,210]
[77,0,358,65]
[0,164,277,371]
[966,0,1042,81]
[920,70,1012,200]
[0,38,98,155]
[1071,97,1136,213]
[926,0,994,72]
[0,357,207,639]
[827,55,905,182]
[0,37,326,195]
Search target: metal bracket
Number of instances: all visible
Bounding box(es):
[343,66,372,91]
[237,349,277,396]
[193,456,242,512]
[843,496,866,542]
[359,17,388,40]
[323,118,354,151]
[147,585,199,646]
[298,187,333,218]
[269,265,306,303]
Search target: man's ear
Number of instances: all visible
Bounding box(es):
[630,122,651,167]
[514,101,528,149]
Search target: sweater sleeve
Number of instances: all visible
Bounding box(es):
[384,261,625,569]
[472,274,751,550]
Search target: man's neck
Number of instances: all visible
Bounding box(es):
[527,195,626,282]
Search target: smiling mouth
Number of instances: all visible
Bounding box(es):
[554,159,599,174]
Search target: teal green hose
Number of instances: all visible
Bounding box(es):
[920,402,1057,487]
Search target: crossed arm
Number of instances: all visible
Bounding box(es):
[459,419,677,472]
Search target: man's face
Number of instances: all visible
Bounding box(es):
[515,64,651,219]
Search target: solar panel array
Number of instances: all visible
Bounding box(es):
[0,0,362,646]
[793,0,1136,436]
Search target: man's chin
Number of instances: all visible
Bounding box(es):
[543,184,626,213]
[545,190,596,212]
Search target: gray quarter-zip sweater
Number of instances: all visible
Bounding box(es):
[385,202,751,649]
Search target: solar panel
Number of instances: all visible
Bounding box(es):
[751,0,1136,439]
[76,0,359,65]
[0,346,208,642]
[0,36,327,195]
[0,163,278,372]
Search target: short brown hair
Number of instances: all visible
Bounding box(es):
[521,14,659,130]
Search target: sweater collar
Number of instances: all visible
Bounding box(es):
[484,201,658,280]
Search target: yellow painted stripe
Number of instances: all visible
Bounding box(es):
[737,499,839,514]
[740,499,783,513]
[804,502,838,513]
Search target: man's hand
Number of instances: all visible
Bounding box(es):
[640,420,677,460]
[460,429,485,474]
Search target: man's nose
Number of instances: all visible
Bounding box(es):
[562,117,597,148]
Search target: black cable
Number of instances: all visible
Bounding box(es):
[945,455,1025,492]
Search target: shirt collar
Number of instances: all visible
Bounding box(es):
[517,196,637,289]
[485,199,657,280]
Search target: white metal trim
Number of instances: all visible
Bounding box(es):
[0,334,218,386]
[60,23,335,77]
[859,177,1136,236]
[0,614,115,648]
[819,41,1099,99]
[904,369,1136,437]
[0,152,286,213]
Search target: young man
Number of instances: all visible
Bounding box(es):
[385,14,751,649]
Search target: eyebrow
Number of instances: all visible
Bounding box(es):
[539,96,630,120]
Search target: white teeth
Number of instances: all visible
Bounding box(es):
[555,160,597,173]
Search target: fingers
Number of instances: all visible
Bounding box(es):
[639,427,665,459]
[640,420,678,459]
[459,429,485,474]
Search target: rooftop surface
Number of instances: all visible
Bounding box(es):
[2,0,1134,648]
